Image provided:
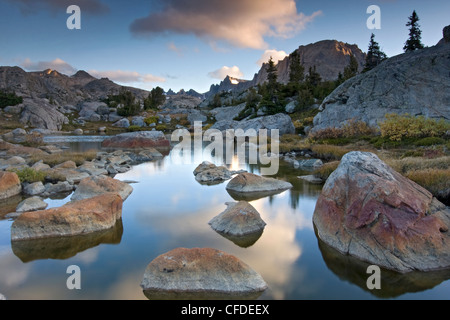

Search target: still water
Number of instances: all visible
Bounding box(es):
[0,140,449,300]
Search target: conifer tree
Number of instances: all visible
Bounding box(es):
[289,50,304,84]
[343,55,359,80]
[364,33,387,72]
[404,10,424,52]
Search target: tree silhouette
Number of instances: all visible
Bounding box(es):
[364,33,387,72]
[404,10,424,52]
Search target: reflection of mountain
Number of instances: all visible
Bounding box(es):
[12,220,123,263]
[317,232,450,299]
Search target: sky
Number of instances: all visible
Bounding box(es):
[0,0,449,94]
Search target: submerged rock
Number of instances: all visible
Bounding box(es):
[141,248,267,297]
[209,201,266,236]
[313,151,450,273]
[11,193,123,241]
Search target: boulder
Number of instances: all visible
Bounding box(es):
[23,182,45,196]
[112,118,130,128]
[141,248,267,297]
[209,104,246,122]
[16,196,48,213]
[226,172,292,197]
[71,175,133,201]
[209,201,266,236]
[101,131,170,149]
[43,181,74,196]
[20,100,67,131]
[313,151,450,273]
[11,193,123,241]
[312,43,450,133]
[212,113,295,136]
[0,171,22,200]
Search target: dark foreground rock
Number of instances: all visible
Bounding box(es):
[101,131,170,149]
[141,248,267,298]
[209,201,266,237]
[11,193,123,241]
[313,151,450,273]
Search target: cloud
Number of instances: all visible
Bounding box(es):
[21,58,77,75]
[208,66,244,80]
[9,0,109,14]
[257,49,289,66]
[88,70,166,84]
[130,0,322,49]
[167,42,184,56]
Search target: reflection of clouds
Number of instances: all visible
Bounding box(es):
[134,188,314,300]
[0,246,32,288]
[72,247,100,265]
[104,269,147,300]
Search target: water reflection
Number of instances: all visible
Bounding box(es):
[12,220,123,263]
[212,230,264,248]
[143,289,265,301]
[317,233,450,299]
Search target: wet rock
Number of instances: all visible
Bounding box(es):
[313,151,450,273]
[209,201,266,236]
[23,182,45,196]
[42,181,74,196]
[71,175,133,201]
[226,172,292,195]
[11,193,123,241]
[16,196,48,213]
[0,171,22,200]
[141,248,267,296]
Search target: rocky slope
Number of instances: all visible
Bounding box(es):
[312,39,450,133]
[0,67,148,106]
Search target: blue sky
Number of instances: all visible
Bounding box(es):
[0,0,448,94]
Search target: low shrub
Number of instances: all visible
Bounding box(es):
[380,113,450,141]
[31,150,98,167]
[313,161,340,180]
[414,137,446,146]
[405,168,450,202]
[144,116,159,126]
[11,167,46,183]
[311,144,349,161]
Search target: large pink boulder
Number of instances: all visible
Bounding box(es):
[313,152,450,273]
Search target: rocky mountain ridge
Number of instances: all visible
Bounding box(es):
[205,40,366,97]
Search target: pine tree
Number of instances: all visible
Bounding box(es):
[266,56,278,94]
[306,66,321,87]
[403,10,424,52]
[343,55,359,80]
[364,33,387,72]
[289,50,304,84]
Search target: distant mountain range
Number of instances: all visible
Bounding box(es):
[0,39,367,105]
[0,67,149,106]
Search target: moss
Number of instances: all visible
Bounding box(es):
[30,150,98,167]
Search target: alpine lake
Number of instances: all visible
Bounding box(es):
[0,135,449,300]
